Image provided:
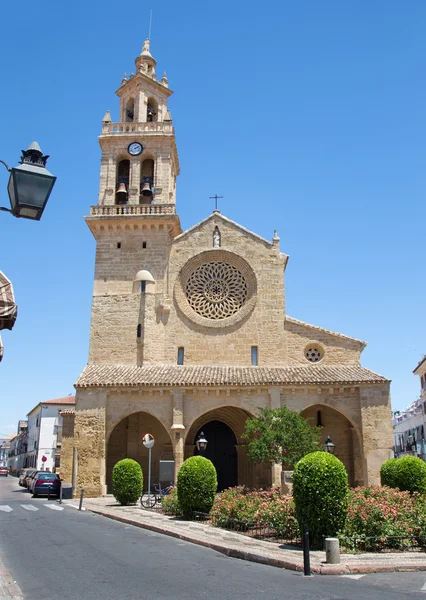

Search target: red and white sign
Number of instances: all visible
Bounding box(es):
[41,455,47,463]
[142,433,155,449]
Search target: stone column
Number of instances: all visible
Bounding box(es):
[171,389,185,482]
[75,390,108,497]
[268,387,282,488]
[359,384,393,485]
[128,159,140,205]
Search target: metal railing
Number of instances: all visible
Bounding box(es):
[338,534,426,553]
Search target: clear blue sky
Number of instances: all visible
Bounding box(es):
[1,0,425,435]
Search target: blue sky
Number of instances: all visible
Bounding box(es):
[1,0,425,435]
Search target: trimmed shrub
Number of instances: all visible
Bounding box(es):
[380,459,399,488]
[112,458,143,506]
[293,451,349,547]
[177,456,217,515]
[394,456,426,494]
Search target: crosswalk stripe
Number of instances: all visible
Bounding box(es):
[20,504,39,512]
[420,581,426,591]
[341,575,365,580]
[63,503,85,511]
[0,505,13,512]
[43,503,64,511]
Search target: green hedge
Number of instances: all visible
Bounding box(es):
[112,458,143,506]
[293,452,349,547]
[380,458,399,488]
[394,456,426,494]
[177,456,217,515]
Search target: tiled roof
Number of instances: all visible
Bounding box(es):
[59,408,75,415]
[75,364,388,388]
[43,396,75,405]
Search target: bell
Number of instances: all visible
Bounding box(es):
[141,179,152,197]
[116,182,127,203]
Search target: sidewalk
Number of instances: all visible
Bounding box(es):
[66,496,426,576]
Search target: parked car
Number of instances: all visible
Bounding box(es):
[0,466,8,477]
[30,473,61,497]
[24,469,38,489]
[19,468,34,487]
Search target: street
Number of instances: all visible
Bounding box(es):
[1,477,426,599]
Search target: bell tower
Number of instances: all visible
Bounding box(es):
[85,41,181,366]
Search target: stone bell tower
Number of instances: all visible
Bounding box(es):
[85,41,182,366]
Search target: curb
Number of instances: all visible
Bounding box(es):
[83,506,426,576]
[0,557,24,600]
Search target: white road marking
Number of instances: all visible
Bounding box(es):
[420,581,426,591]
[63,503,85,511]
[341,575,366,580]
[0,505,13,512]
[20,504,39,511]
[43,503,64,511]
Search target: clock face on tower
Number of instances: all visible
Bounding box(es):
[128,142,143,156]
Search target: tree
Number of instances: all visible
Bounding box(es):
[242,406,322,469]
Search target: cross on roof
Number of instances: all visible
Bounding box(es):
[209,194,223,212]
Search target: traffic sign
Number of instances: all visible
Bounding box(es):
[142,433,155,449]
[41,455,47,462]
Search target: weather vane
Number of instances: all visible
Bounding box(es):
[209,194,223,212]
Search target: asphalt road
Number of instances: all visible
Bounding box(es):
[1,476,426,600]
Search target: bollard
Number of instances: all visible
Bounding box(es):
[302,524,311,576]
[325,537,340,564]
[78,488,84,511]
[47,485,51,501]
[58,482,63,504]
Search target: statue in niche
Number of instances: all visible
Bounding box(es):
[213,227,221,248]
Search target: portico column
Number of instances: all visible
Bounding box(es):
[171,389,185,482]
[269,387,282,488]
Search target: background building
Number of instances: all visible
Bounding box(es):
[26,396,75,472]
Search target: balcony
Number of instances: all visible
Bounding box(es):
[89,204,176,217]
[101,121,173,135]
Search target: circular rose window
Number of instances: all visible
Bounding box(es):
[174,250,257,328]
[185,262,248,320]
[305,345,324,363]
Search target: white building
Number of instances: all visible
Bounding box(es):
[393,355,426,458]
[26,396,75,472]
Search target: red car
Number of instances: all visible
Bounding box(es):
[0,466,8,477]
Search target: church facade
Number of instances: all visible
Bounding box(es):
[61,41,393,497]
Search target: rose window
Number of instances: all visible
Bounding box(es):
[185,262,248,320]
[305,347,323,363]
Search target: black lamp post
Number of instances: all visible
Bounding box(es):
[324,435,336,454]
[0,142,56,221]
[195,431,208,453]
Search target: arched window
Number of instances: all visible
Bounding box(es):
[146,97,158,122]
[140,158,154,203]
[116,159,129,205]
[125,98,135,122]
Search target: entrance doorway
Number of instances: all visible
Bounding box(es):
[194,420,237,491]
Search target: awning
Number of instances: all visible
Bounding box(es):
[0,271,17,331]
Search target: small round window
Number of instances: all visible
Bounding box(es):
[305,345,324,363]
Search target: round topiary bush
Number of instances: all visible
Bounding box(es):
[380,458,399,488]
[112,458,143,506]
[393,456,426,494]
[177,456,217,515]
[293,452,349,547]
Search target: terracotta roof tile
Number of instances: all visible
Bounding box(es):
[75,364,388,388]
[59,408,75,415]
[43,396,75,405]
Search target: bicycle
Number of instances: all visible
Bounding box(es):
[140,483,174,508]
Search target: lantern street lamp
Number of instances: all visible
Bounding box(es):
[0,142,56,221]
[196,431,208,453]
[324,435,336,454]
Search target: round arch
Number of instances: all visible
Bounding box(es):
[300,403,363,486]
[106,411,172,493]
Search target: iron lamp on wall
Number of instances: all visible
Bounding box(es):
[324,435,336,454]
[196,431,208,453]
[1,142,56,221]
